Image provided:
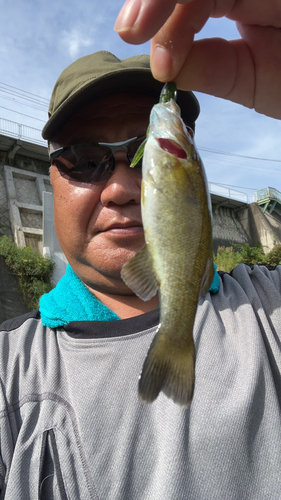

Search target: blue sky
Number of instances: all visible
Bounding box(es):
[1,0,281,199]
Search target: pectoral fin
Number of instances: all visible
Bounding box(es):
[121,244,159,301]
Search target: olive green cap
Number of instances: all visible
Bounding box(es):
[42,50,200,140]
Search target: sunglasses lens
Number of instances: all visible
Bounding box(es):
[55,144,114,183]
[53,135,146,183]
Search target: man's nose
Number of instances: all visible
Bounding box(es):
[100,150,141,207]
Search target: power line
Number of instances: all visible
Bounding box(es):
[0,105,45,122]
[0,94,48,113]
[213,182,258,191]
[0,88,48,108]
[0,81,49,104]
[202,152,281,174]
[198,146,281,163]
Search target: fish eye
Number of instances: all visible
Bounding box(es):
[185,126,194,139]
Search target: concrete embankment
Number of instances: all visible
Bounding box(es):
[212,205,251,254]
[237,203,281,253]
[212,201,281,254]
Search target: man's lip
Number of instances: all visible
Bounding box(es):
[99,224,144,238]
[102,221,143,232]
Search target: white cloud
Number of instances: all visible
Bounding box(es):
[60,28,94,58]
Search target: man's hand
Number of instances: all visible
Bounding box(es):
[114,0,281,119]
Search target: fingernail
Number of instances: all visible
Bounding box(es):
[152,45,173,81]
[114,0,142,32]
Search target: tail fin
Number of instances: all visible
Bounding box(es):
[138,327,195,408]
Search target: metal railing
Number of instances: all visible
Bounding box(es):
[0,117,47,147]
[208,182,255,204]
[255,187,281,204]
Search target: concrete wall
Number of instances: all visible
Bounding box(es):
[212,202,281,255]
[237,202,281,253]
[43,191,68,284]
[0,150,49,176]
[212,205,251,253]
[0,164,13,240]
[2,164,52,253]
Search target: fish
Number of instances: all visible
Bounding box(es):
[121,88,213,408]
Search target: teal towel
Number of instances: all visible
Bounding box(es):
[40,265,120,327]
[40,264,220,328]
[209,263,220,294]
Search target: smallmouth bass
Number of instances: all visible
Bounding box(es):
[121,90,213,408]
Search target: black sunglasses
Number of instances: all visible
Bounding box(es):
[49,135,146,183]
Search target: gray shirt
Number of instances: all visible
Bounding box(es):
[0,264,281,499]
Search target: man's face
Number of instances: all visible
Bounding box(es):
[50,92,157,295]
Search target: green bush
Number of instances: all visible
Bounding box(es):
[264,244,281,268]
[214,242,281,273]
[0,235,55,310]
[232,242,265,267]
[214,246,241,273]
